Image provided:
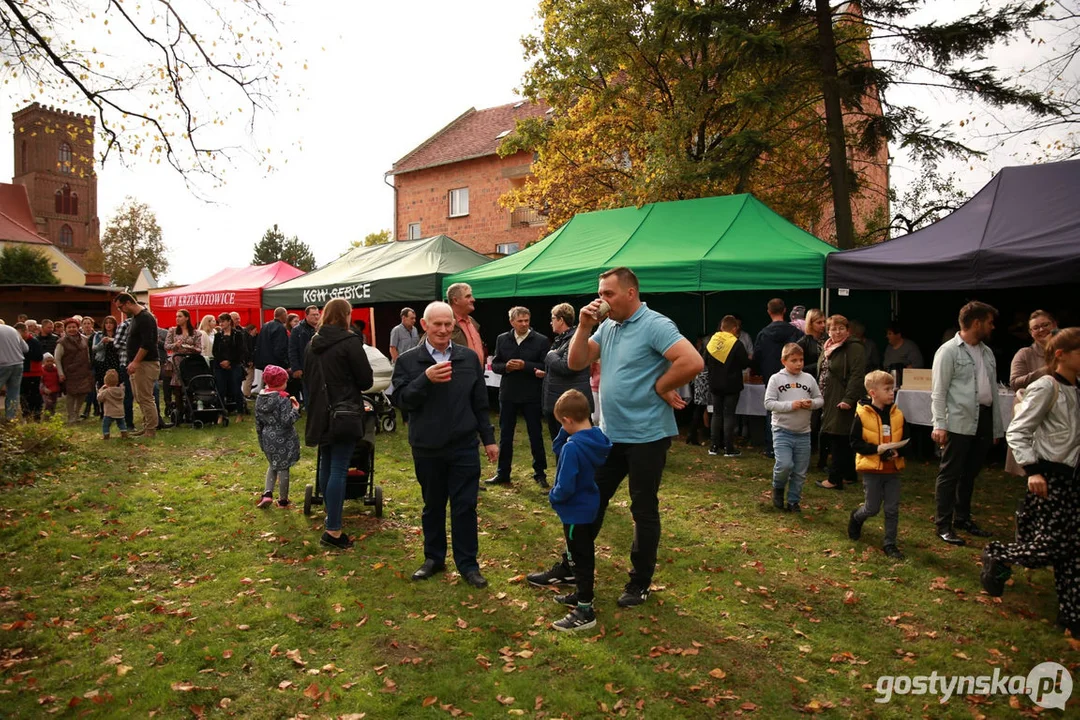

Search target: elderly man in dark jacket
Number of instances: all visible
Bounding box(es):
[392,301,498,589]
[254,307,290,390]
[288,305,320,406]
[542,302,593,440]
[488,306,551,489]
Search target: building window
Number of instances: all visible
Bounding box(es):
[58,142,73,173]
[407,222,421,240]
[496,242,520,255]
[448,187,469,217]
[58,224,74,247]
[55,185,76,214]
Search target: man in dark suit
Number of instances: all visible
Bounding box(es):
[391,301,498,589]
[253,307,290,392]
[488,306,551,488]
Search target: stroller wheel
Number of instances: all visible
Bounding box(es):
[374,485,383,519]
[380,416,396,433]
[303,485,313,516]
[192,420,204,430]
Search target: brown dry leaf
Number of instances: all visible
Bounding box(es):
[535,696,544,710]
[507,574,525,584]
[277,681,293,690]
[456,618,468,629]
[171,681,196,692]
[741,702,758,711]
[794,676,808,683]
[116,665,133,677]
[286,649,306,667]
[221,650,233,660]
[103,655,123,666]
[382,678,398,692]
[708,668,727,679]
[496,695,515,706]
[422,696,438,707]
[237,624,250,631]
[340,714,366,720]
[953,651,970,661]
[843,591,858,605]
[302,683,321,700]
[798,644,812,654]
[189,705,205,719]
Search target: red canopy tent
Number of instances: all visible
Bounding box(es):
[149,262,305,328]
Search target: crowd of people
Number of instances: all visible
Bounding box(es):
[1,272,1076,638]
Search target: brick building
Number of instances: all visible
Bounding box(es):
[388,102,551,257]
[11,103,101,268]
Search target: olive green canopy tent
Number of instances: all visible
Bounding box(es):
[443,195,835,298]
[263,234,491,308]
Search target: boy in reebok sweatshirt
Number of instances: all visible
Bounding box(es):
[764,343,824,512]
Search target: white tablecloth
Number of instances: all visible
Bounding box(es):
[895,388,1014,428]
[705,384,767,417]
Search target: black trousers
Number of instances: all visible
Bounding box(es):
[20,377,42,420]
[497,398,547,480]
[590,437,671,587]
[412,442,481,575]
[710,393,739,452]
[563,522,596,604]
[827,433,857,486]
[544,411,561,442]
[935,406,994,532]
[985,466,1080,626]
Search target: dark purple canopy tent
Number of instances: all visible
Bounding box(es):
[826,159,1080,290]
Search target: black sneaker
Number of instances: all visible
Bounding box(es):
[554,591,577,607]
[956,520,992,538]
[616,582,650,608]
[723,449,741,458]
[527,561,575,587]
[883,545,905,560]
[553,605,596,632]
[772,487,785,510]
[534,474,550,490]
[980,548,1011,597]
[320,532,354,550]
[848,509,863,540]
[786,502,801,514]
[708,446,720,456]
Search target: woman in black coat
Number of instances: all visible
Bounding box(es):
[303,298,374,550]
[541,302,593,438]
[212,313,249,416]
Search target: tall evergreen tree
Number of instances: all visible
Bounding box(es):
[252,224,317,271]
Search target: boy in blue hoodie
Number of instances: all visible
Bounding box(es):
[548,389,612,632]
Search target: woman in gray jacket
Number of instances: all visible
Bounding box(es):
[541,303,593,439]
[981,327,1080,636]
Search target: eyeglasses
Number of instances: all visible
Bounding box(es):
[1031,322,1053,332]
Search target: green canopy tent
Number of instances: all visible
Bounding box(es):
[263,234,491,308]
[443,195,836,298]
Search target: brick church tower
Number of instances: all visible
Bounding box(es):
[11,103,101,268]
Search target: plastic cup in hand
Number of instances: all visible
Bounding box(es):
[595,301,611,321]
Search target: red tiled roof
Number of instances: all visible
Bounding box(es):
[0,183,49,245]
[390,100,550,175]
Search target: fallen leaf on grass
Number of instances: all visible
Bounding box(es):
[422,696,438,707]
[277,681,293,690]
[221,650,233,660]
[456,618,468,629]
[507,575,525,584]
[382,678,398,692]
[340,714,366,720]
[171,682,196,692]
[708,668,727,679]
[496,695,515,705]
[843,591,858,605]
[286,649,306,667]
[302,683,321,700]
[116,664,133,676]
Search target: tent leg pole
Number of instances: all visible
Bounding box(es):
[819,287,824,313]
[824,288,830,317]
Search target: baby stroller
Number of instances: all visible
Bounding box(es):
[172,355,229,429]
[366,391,397,433]
[303,398,382,518]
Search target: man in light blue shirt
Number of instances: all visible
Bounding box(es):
[525,267,702,608]
[930,301,1003,546]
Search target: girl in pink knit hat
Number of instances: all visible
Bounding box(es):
[255,364,301,508]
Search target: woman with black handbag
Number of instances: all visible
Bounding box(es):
[981,327,1080,636]
[303,298,374,549]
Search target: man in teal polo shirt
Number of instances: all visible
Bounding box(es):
[526,267,703,607]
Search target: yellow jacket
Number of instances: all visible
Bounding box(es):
[852,401,905,473]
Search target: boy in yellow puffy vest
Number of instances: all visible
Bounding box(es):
[848,371,907,560]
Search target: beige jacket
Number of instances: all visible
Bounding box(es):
[97,385,126,419]
[1010,343,1048,391]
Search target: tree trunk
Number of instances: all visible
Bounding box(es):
[814,0,855,249]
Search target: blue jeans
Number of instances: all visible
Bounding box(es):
[318,440,356,532]
[0,363,23,420]
[772,428,811,504]
[101,416,129,436]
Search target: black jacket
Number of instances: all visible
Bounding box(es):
[542,327,593,413]
[289,320,317,373]
[492,329,550,404]
[797,333,824,378]
[754,321,804,380]
[705,332,750,395]
[391,342,496,452]
[212,330,248,368]
[302,326,374,447]
[254,319,289,370]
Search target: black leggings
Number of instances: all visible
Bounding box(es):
[563,522,595,604]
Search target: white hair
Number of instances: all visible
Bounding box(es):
[423,301,453,322]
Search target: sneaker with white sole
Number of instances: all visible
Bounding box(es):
[527,560,575,587]
[256,493,273,509]
[616,582,650,608]
[552,605,596,632]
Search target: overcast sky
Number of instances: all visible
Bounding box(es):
[0,0,1072,286]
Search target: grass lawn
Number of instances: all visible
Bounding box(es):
[0,413,1076,719]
